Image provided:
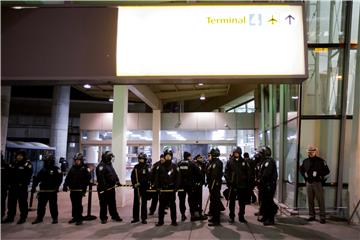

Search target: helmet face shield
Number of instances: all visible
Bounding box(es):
[163,149,173,160]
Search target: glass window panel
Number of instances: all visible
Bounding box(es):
[298,186,336,209]
[347,50,356,115]
[302,49,343,115]
[284,183,296,208]
[285,84,300,120]
[160,130,237,141]
[351,0,360,44]
[306,0,345,44]
[247,100,255,113]
[299,119,340,183]
[283,119,298,207]
[284,119,298,183]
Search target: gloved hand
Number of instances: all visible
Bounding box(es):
[134,183,141,188]
[115,182,122,187]
[63,186,68,192]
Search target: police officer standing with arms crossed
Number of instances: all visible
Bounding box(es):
[2,151,32,224]
[131,152,150,224]
[258,146,278,226]
[154,149,179,226]
[96,151,123,224]
[300,146,330,224]
[206,148,223,226]
[225,147,253,224]
[63,153,91,225]
[31,154,63,224]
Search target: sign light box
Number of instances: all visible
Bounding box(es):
[116,4,307,82]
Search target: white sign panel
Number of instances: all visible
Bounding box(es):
[116,4,306,80]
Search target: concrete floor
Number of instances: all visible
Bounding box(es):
[1,188,360,240]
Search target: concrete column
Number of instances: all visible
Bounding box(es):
[87,131,100,164]
[112,85,128,207]
[152,109,161,162]
[50,86,70,165]
[1,86,11,154]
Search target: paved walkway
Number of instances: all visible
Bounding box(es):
[1,189,359,239]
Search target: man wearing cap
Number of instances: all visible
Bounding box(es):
[300,146,330,224]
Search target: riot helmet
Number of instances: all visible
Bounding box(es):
[102,151,114,163]
[183,151,191,160]
[209,148,220,159]
[138,152,147,163]
[43,154,55,167]
[163,149,173,161]
[232,146,242,158]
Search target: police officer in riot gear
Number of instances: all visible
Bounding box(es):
[192,154,207,221]
[131,152,150,224]
[258,146,278,226]
[177,151,198,221]
[225,147,253,223]
[2,151,32,224]
[254,147,266,220]
[96,151,123,224]
[32,154,63,224]
[154,149,179,226]
[300,146,330,224]
[149,154,165,215]
[206,148,223,226]
[63,153,91,225]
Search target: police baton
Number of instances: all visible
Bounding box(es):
[99,184,121,194]
[204,180,216,214]
[146,189,184,193]
[135,168,141,206]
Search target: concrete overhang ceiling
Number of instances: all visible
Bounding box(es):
[73,83,257,111]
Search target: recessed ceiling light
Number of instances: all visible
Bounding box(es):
[200,93,206,100]
[109,98,114,102]
[291,96,299,100]
[83,84,91,89]
[198,83,204,86]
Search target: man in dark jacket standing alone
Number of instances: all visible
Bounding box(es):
[300,146,330,224]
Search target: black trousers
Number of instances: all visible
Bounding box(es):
[193,186,203,215]
[1,188,8,218]
[98,189,120,221]
[260,186,277,221]
[158,192,176,223]
[7,185,28,220]
[36,192,58,220]
[228,188,247,219]
[70,191,83,221]
[178,187,195,216]
[209,185,221,223]
[133,188,147,221]
[149,192,159,213]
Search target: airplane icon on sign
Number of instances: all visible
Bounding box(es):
[268,15,277,25]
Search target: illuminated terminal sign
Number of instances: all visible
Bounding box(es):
[116,4,307,83]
